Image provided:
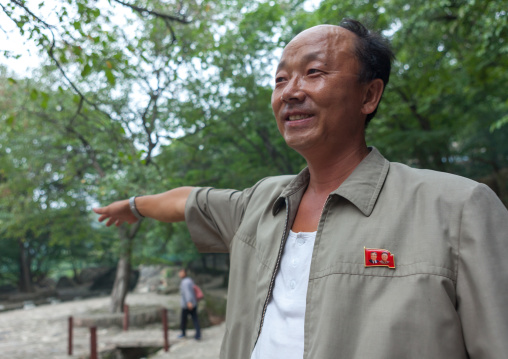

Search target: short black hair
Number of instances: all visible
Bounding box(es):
[339,18,395,126]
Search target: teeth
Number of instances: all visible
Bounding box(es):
[288,114,311,121]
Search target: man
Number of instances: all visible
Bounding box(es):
[379,251,390,264]
[178,268,201,340]
[94,19,508,359]
[369,252,379,264]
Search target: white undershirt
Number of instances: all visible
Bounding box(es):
[250,230,317,359]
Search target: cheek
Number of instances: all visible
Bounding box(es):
[270,95,284,133]
[271,92,278,113]
[318,87,364,117]
[271,91,283,117]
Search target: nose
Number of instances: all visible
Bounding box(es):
[281,76,305,103]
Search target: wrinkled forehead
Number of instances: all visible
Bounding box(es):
[277,25,357,70]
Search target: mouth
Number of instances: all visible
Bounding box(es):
[286,114,314,121]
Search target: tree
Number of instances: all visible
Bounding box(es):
[1,0,236,311]
[0,70,108,291]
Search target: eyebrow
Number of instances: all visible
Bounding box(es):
[275,51,325,73]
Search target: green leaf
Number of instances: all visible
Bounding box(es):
[30,89,38,100]
[81,63,92,77]
[105,69,116,85]
[490,114,508,132]
[6,115,15,126]
[72,21,82,31]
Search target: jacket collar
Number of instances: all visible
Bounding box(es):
[272,147,390,217]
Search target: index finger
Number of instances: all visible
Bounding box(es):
[97,214,110,223]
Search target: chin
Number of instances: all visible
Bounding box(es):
[284,138,316,153]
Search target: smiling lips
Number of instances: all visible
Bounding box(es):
[287,114,313,121]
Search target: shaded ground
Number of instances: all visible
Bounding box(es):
[0,292,224,359]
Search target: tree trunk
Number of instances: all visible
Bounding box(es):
[110,255,131,313]
[109,221,141,313]
[18,238,34,293]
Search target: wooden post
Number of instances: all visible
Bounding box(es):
[68,316,73,356]
[90,326,97,359]
[123,304,129,331]
[162,308,169,352]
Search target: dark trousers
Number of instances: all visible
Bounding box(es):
[180,306,201,338]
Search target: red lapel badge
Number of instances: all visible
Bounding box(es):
[364,247,395,269]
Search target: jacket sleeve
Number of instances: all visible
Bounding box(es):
[184,182,264,253]
[456,183,508,357]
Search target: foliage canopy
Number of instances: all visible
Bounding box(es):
[0,0,506,293]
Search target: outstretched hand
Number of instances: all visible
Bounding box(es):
[93,199,139,227]
[93,187,193,225]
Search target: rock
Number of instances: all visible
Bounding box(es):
[23,301,36,310]
[36,277,56,289]
[0,302,23,312]
[135,265,172,294]
[202,292,226,325]
[74,305,175,328]
[78,266,112,283]
[0,284,17,295]
[90,268,139,292]
[56,276,76,288]
[5,287,57,302]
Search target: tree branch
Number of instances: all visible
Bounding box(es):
[34,111,106,178]
[112,0,191,24]
[9,0,55,29]
[395,88,432,131]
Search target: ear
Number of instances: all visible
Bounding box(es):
[361,78,384,116]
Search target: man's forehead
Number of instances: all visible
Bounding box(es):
[291,25,348,42]
[287,25,354,49]
[277,25,356,69]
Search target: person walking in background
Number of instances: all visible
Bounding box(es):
[178,268,201,340]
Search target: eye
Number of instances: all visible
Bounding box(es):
[275,76,286,84]
[307,68,321,75]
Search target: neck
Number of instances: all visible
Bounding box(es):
[304,143,369,195]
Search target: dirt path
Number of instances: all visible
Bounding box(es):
[0,293,224,359]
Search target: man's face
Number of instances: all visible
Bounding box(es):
[178,269,186,279]
[381,253,388,261]
[271,25,369,156]
[371,252,377,261]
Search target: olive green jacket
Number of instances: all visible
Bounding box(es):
[185,148,508,358]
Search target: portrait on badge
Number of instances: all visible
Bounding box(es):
[368,252,379,264]
[364,248,395,268]
[379,252,390,265]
